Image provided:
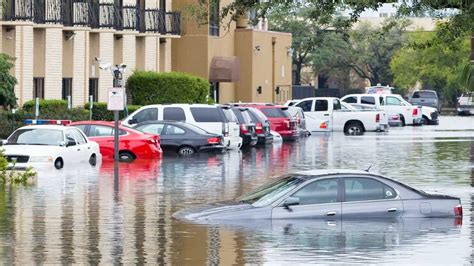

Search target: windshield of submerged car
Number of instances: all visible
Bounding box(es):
[7,128,64,146]
[237,175,304,207]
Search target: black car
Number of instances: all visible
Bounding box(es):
[133,121,225,155]
[231,107,258,146]
[246,107,273,145]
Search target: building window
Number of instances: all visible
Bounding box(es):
[33,78,45,99]
[89,78,99,102]
[209,1,220,36]
[159,0,166,11]
[62,78,73,101]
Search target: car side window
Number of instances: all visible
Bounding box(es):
[73,125,87,134]
[296,100,313,112]
[65,130,76,144]
[164,125,186,135]
[133,108,158,124]
[314,100,328,112]
[163,107,186,121]
[291,178,339,205]
[137,124,165,135]
[386,96,402,106]
[333,99,341,110]
[89,125,113,137]
[71,129,87,144]
[412,92,420,98]
[361,96,375,105]
[344,177,397,202]
[343,96,357,104]
[190,107,223,122]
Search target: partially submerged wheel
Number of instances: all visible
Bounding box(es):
[178,146,196,156]
[54,158,64,169]
[119,151,135,162]
[344,122,364,136]
[89,154,97,166]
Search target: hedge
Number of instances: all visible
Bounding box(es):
[84,102,141,121]
[126,71,210,105]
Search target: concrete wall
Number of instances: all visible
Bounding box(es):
[73,30,88,106]
[63,32,74,78]
[136,36,145,71]
[122,34,136,79]
[144,36,158,71]
[98,31,114,102]
[44,27,63,100]
[15,26,34,104]
[33,29,45,78]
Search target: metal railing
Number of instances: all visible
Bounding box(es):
[1,0,181,35]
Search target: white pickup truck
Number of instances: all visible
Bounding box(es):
[341,94,423,126]
[293,97,388,135]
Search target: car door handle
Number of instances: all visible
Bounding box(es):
[326,211,336,216]
[77,149,81,151]
[324,114,330,116]
[387,208,398,213]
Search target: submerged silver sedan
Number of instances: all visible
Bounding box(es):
[175,170,463,222]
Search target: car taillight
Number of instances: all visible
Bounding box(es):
[240,124,249,134]
[320,121,327,129]
[255,122,263,134]
[413,107,418,116]
[207,137,220,144]
[375,113,380,123]
[454,204,463,217]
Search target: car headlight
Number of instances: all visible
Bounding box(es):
[29,156,53,162]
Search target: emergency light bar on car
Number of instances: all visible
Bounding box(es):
[24,119,72,126]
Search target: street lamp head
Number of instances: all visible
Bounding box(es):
[99,63,112,70]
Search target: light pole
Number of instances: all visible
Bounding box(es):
[96,58,127,190]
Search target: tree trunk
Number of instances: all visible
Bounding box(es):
[294,62,302,85]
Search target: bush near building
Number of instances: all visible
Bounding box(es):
[126,71,210,105]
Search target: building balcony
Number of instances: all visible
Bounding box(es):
[1,0,181,35]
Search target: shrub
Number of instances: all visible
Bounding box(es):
[23,99,68,113]
[84,102,141,121]
[126,71,210,105]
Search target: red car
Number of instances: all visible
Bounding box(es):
[69,121,162,162]
[240,104,298,141]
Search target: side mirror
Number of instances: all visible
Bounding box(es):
[0,140,6,146]
[129,118,137,125]
[66,139,76,147]
[283,197,300,209]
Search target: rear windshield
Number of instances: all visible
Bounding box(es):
[248,108,268,122]
[221,108,238,123]
[413,91,437,99]
[190,107,224,122]
[260,108,291,118]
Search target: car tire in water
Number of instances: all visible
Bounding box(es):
[400,115,406,127]
[54,158,64,170]
[422,116,429,125]
[118,151,135,162]
[178,146,196,156]
[344,122,364,136]
[89,154,97,166]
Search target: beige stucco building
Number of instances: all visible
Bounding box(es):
[172,0,293,104]
[0,0,180,107]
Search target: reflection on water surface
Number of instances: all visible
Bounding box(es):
[0,116,473,264]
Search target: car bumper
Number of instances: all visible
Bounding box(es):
[199,145,226,153]
[257,134,273,145]
[241,134,258,146]
[279,131,299,141]
[412,117,423,126]
[376,124,389,132]
[389,120,403,127]
[224,136,243,150]
[457,107,473,115]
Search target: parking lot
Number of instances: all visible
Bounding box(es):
[0,116,473,264]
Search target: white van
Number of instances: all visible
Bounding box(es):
[122,104,243,149]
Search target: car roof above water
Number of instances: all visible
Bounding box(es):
[19,125,67,131]
[293,169,378,178]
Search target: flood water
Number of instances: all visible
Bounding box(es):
[1,116,473,264]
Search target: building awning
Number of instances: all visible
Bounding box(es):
[209,56,240,82]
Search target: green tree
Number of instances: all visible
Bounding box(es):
[390,24,470,105]
[268,4,351,85]
[0,54,17,108]
[312,18,409,86]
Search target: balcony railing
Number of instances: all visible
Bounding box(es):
[1,0,181,35]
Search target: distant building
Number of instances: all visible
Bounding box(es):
[172,0,293,104]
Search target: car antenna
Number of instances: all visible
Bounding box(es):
[365,165,372,172]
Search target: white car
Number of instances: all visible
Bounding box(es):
[122,104,243,150]
[1,125,101,170]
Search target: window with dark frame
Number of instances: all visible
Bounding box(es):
[62,78,73,101]
[209,0,220,36]
[33,77,45,99]
[89,78,99,102]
